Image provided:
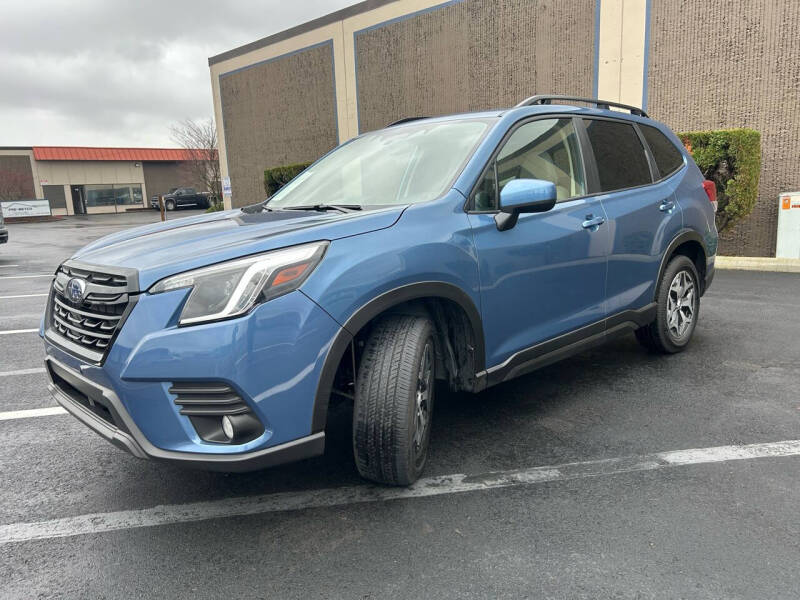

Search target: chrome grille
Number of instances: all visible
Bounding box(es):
[47,261,137,362]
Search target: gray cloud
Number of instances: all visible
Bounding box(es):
[0,0,360,147]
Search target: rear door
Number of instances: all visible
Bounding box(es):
[581,118,684,317]
[468,117,609,369]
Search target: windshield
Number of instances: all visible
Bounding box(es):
[266,119,491,209]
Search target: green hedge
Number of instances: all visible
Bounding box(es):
[264,162,312,197]
[679,129,760,233]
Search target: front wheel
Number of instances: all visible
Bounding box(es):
[636,254,700,353]
[165,199,176,211]
[353,315,435,486]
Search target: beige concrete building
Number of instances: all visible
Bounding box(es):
[0,146,203,216]
[209,0,800,256]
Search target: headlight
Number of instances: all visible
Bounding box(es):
[150,241,328,325]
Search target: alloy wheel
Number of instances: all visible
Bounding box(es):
[666,270,695,340]
[412,342,432,453]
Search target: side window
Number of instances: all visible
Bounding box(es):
[473,162,497,211]
[583,119,652,192]
[640,124,684,178]
[471,118,585,210]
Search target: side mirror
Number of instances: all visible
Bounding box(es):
[495,178,557,231]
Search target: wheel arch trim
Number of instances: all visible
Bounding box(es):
[310,281,485,433]
[655,229,708,300]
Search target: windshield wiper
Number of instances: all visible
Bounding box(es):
[241,203,279,213]
[282,204,362,213]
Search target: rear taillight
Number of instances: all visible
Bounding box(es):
[703,180,718,212]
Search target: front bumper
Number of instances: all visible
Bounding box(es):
[42,287,341,471]
[47,356,324,471]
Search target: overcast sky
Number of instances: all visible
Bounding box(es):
[0,0,360,148]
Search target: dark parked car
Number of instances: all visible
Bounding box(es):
[0,211,7,244]
[150,187,210,210]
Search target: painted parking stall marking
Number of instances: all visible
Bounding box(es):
[0,367,47,378]
[0,407,66,421]
[0,294,49,299]
[0,329,39,335]
[0,274,53,279]
[0,439,798,545]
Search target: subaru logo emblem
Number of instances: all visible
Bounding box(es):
[66,277,87,304]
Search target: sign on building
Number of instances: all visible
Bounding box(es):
[777,192,800,258]
[1,200,51,218]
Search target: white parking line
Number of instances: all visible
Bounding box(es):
[0,294,48,299]
[0,439,797,545]
[0,329,38,335]
[0,264,20,268]
[0,274,52,279]
[0,407,65,421]
[0,367,46,378]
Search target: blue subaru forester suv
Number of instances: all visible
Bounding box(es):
[42,96,717,485]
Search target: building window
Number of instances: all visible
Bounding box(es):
[85,184,144,208]
[85,184,115,207]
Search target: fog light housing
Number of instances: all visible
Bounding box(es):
[222,415,234,440]
[169,382,265,444]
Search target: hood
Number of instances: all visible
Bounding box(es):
[74,206,405,289]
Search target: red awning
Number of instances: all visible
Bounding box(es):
[32,147,214,162]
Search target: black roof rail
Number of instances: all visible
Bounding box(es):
[515,95,648,118]
[387,116,427,127]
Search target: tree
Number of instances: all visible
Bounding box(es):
[170,118,221,203]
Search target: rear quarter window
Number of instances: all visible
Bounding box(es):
[583,119,652,192]
[640,124,685,178]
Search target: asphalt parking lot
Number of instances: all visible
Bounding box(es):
[1,212,799,599]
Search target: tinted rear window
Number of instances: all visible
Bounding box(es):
[640,124,684,178]
[583,119,652,192]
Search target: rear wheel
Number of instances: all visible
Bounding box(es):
[353,315,435,486]
[636,255,700,354]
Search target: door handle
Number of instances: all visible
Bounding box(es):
[582,215,605,230]
[659,200,675,212]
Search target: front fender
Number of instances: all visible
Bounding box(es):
[301,193,482,333]
[300,192,483,432]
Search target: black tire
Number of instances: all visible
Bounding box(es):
[353,315,436,486]
[636,255,700,354]
[165,199,176,211]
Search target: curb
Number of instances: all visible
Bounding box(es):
[4,215,65,224]
[716,256,800,273]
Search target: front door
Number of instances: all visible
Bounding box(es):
[467,117,609,370]
[70,186,86,215]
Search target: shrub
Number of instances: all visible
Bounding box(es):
[679,129,760,232]
[264,162,312,197]
[206,200,224,213]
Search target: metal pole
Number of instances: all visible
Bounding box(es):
[159,196,166,221]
